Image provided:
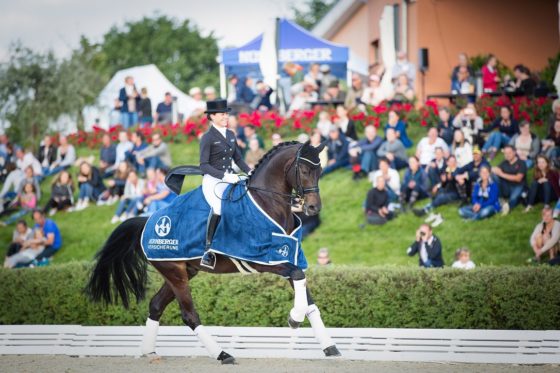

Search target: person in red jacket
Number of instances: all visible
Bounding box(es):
[481,54,500,93]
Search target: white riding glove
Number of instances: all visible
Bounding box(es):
[222,173,240,184]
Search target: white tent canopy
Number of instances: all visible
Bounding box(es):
[82,64,198,131]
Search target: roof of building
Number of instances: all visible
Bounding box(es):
[311,0,367,40]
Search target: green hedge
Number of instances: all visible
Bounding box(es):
[1,263,559,329]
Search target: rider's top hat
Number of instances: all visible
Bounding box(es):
[204,99,232,114]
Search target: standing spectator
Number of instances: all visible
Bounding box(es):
[143,168,177,215]
[204,86,217,101]
[451,53,474,86]
[481,54,500,92]
[452,248,476,269]
[360,75,385,107]
[29,209,62,264]
[509,121,540,168]
[244,138,266,169]
[44,170,74,216]
[406,224,444,268]
[136,134,172,172]
[400,156,430,210]
[110,170,146,223]
[370,157,400,202]
[118,76,139,129]
[416,127,450,167]
[322,125,350,176]
[492,145,527,214]
[189,87,206,115]
[138,87,152,126]
[530,207,560,262]
[482,106,519,160]
[392,51,416,88]
[377,128,408,170]
[316,248,332,266]
[389,74,415,102]
[0,182,37,226]
[349,125,383,179]
[437,107,455,145]
[345,73,364,110]
[384,110,412,148]
[47,136,76,177]
[453,104,484,147]
[526,155,559,212]
[4,227,45,269]
[76,162,106,211]
[99,133,117,177]
[459,165,500,220]
[154,92,174,125]
[452,129,473,169]
[4,220,33,263]
[365,175,395,225]
[37,135,57,177]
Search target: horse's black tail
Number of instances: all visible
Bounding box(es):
[85,216,149,309]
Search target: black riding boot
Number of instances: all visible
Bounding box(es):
[201,213,221,269]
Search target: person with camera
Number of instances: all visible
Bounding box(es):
[406,223,444,268]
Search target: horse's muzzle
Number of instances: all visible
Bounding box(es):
[304,203,321,216]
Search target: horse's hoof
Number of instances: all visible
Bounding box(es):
[217,351,236,365]
[288,315,302,329]
[323,345,341,357]
[145,352,162,363]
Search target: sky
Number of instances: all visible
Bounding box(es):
[0,0,306,61]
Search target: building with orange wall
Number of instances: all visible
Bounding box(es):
[313,0,559,99]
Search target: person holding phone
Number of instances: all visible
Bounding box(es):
[406,224,444,268]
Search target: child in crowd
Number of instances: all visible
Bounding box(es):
[1,182,37,226]
[44,170,74,216]
[4,228,45,268]
[316,111,333,139]
[110,170,146,223]
[5,220,33,259]
[452,247,476,269]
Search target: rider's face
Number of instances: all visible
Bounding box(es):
[212,112,229,128]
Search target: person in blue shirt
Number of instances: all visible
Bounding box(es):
[31,209,62,262]
[99,133,117,178]
[118,76,140,129]
[125,131,148,173]
[349,125,383,179]
[321,125,350,176]
[459,165,500,220]
[400,156,430,210]
[143,168,177,215]
[384,110,413,148]
[154,93,173,125]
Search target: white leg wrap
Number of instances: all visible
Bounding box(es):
[289,279,308,323]
[140,318,159,355]
[195,325,221,359]
[306,304,334,350]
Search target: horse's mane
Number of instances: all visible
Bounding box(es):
[247,141,301,182]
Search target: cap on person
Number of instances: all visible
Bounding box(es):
[472,146,482,155]
[320,64,330,73]
[203,86,215,95]
[189,87,202,96]
[328,80,339,88]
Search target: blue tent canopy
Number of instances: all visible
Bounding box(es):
[220,19,349,79]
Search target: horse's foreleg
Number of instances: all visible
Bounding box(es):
[287,267,308,329]
[141,282,175,355]
[305,288,340,356]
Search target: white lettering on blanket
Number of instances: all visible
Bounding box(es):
[147,238,179,251]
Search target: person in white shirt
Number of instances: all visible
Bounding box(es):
[452,129,473,169]
[452,247,476,270]
[530,207,560,262]
[391,51,416,88]
[47,136,76,177]
[115,131,133,167]
[15,147,42,177]
[416,127,450,167]
[316,111,333,139]
[369,157,400,202]
[360,75,385,107]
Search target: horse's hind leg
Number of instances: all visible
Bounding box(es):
[141,281,175,356]
[305,288,341,357]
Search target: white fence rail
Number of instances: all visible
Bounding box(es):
[0,325,558,364]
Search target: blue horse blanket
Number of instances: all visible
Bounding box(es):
[141,184,307,269]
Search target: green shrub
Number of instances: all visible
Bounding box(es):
[1,263,559,329]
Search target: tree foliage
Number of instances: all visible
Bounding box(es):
[293,0,337,30]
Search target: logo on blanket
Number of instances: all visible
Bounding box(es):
[155,216,172,237]
[277,245,290,257]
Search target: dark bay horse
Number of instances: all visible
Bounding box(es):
[86,141,341,364]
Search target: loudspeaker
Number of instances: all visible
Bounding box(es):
[418,48,429,72]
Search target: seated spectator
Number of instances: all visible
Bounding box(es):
[316,248,331,266]
[482,106,519,160]
[136,168,158,213]
[345,73,364,110]
[4,227,45,269]
[384,110,412,148]
[309,129,328,168]
[0,182,37,226]
[452,129,473,169]
[450,52,474,87]
[427,147,447,186]
[271,133,283,147]
[370,157,400,202]
[459,165,500,220]
[254,81,273,111]
[99,133,117,177]
[365,175,395,225]
[548,99,560,134]
[4,220,33,262]
[125,131,148,171]
[392,51,415,88]
[509,121,540,168]
[492,145,527,214]
[288,78,318,114]
[237,77,256,108]
[17,166,41,201]
[304,63,322,89]
[243,124,265,150]
[542,120,560,164]
[322,80,346,103]
[322,125,350,176]
[389,74,414,102]
[526,155,559,212]
[437,107,455,145]
[46,135,76,177]
[136,133,172,172]
[400,156,430,210]
[110,170,146,223]
[75,161,106,211]
[0,162,22,201]
[452,248,476,269]
[406,223,444,268]
[138,87,152,125]
[377,128,408,170]
[507,64,536,97]
[455,146,490,194]
[319,64,337,96]
[245,138,266,169]
[154,92,174,124]
[44,170,74,216]
[349,125,383,179]
[530,207,560,262]
[204,86,217,102]
[360,75,385,107]
[416,127,450,167]
[143,168,177,215]
[98,161,130,205]
[451,66,475,97]
[29,209,62,265]
[335,105,358,141]
[14,147,42,180]
[453,104,484,147]
[481,54,500,93]
[37,135,57,177]
[316,111,333,140]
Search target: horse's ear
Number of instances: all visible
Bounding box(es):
[315,141,326,153]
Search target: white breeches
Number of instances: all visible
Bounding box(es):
[202,174,228,215]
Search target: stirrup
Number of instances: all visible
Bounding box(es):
[200,251,216,269]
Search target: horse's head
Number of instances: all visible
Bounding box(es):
[291,141,325,216]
